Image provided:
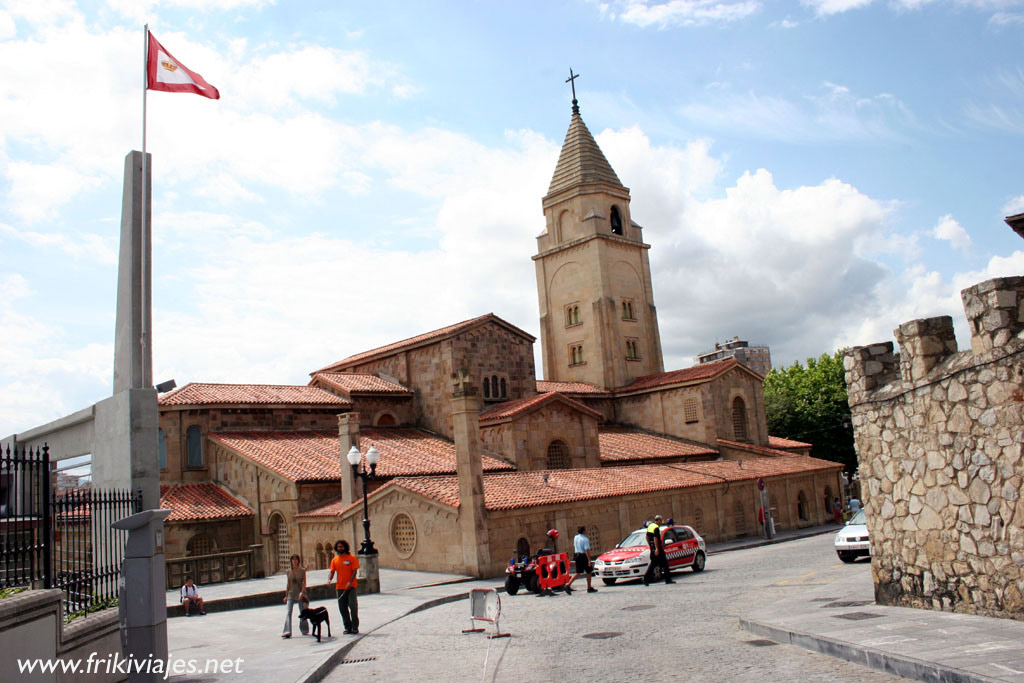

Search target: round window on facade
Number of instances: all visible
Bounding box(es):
[391,513,417,557]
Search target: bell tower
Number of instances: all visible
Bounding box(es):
[533,83,664,390]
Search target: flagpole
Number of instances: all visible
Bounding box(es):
[141,23,150,388]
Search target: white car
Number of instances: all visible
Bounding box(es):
[834,509,870,563]
[592,525,706,584]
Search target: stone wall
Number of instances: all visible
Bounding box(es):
[479,402,600,471]
[844,276,1024,620]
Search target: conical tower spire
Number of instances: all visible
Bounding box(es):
[548,72,626,200]
[546,104,624,199]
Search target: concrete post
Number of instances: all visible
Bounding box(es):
[450,369,491,577]
[114,509,171,682]
[338,413,360,507]
[114,150,152,394]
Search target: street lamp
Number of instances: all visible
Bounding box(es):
[346,444,380,555]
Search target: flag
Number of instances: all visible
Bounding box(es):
[146,32,220,99]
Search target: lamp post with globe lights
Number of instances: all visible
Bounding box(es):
[346,444,380,555]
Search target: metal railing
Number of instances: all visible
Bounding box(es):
[1,444,140,619]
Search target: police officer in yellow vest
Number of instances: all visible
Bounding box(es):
[643,515,674,585]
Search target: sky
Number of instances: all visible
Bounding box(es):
[2,0,1023,438]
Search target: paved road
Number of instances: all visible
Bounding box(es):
[325,534,903,682]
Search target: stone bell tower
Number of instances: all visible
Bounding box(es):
[533,89,664,390]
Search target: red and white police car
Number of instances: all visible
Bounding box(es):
[592,524,706,585]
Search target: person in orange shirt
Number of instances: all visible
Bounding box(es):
[327,540,360,634]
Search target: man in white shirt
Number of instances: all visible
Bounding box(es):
[848,497,862,513]
[181,576,205,616]
[566,526,597,593]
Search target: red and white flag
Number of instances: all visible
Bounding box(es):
[146,32,220,99]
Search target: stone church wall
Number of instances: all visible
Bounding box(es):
[844,276,1024,620]
[613,386,713,444]
[480,403,600,471]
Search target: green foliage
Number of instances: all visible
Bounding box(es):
[0,586,28,599]
[65,597,119,623]
[764,350,857,473]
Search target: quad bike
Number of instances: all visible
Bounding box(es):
[504,529,574,596]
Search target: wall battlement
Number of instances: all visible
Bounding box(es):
[842,273,1024,621]
[845,276,1024,405]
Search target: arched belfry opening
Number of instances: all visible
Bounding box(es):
[610,206,623,235]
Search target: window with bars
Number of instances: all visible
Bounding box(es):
[546,440,570,469]
[732,396,748,441]
[391,513,417,556]
[684,399,699,424]
[187,534,217,557]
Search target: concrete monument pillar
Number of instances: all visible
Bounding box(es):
[338,412,360,507]
[450,369,491,577]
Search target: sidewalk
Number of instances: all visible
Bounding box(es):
[740,561,1024,682]
[166,568,503,683]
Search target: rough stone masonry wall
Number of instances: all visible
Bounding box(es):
[844,276,1024,620]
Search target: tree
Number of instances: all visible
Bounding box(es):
[763,350,857,473]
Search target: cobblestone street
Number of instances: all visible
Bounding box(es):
[326,534,902,682]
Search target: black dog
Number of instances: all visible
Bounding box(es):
[297,606,331,642]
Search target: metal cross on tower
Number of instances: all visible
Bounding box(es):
[566,68,581,114]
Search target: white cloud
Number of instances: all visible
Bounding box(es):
[598,0,761,28]
[680,82,915,143]
[801,0,874,16]
[1003,194,1024,215]
[931,213,973,251]
[0,222,117,263]
[0,10,15,38]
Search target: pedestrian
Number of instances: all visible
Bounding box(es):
[848,496,862,513]
[180,576,206,616]
[327,540,360,634]
[281,554,309,638]
[566,526,597,593]
[643,515,673,585]
[833,497,843,524]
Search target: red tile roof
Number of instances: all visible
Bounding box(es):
[536,380,609,395]
[314,313,535,373]
[159,383,351,407]
[717,439,822,460]
[160,483,253,522]
[332,454,843,513]
[212,428,513,482]
[479,392,603,423]
[598,426,718,463]
[767,436,813,450]
[311,372,412,395]
[616,358,743,393]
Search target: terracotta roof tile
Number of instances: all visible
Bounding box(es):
[314,313,534,373]
[479,393,603,423]
[598,426,718,463]
[379,455,840,511]
[312,372,412,395]
[616,358,741,393]
[767,436,813,450]
[536,380,609,395]
[212,428,513,483]
[159,383,351,407]
[160,483,253,522]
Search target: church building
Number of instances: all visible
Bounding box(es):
[156,99,843,582]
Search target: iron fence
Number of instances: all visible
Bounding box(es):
[1,444,141,619]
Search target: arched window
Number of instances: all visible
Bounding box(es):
[587,525,601,554]
[546,440,570,469]
[315,543,327,570]
[186,425,203,468]
[515,537,530,559]
[158,428,167,470]
[376,413,396,426]
[732,397,749,442]
[500,377,507,398]
[269,513,289,574]
[610,206,623,235]
[491,375,498,396]
[483,377,491,399]
[693,508,705,535]
[797,490,809,522]
[187,534,216,557]
[573,306,580,325]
